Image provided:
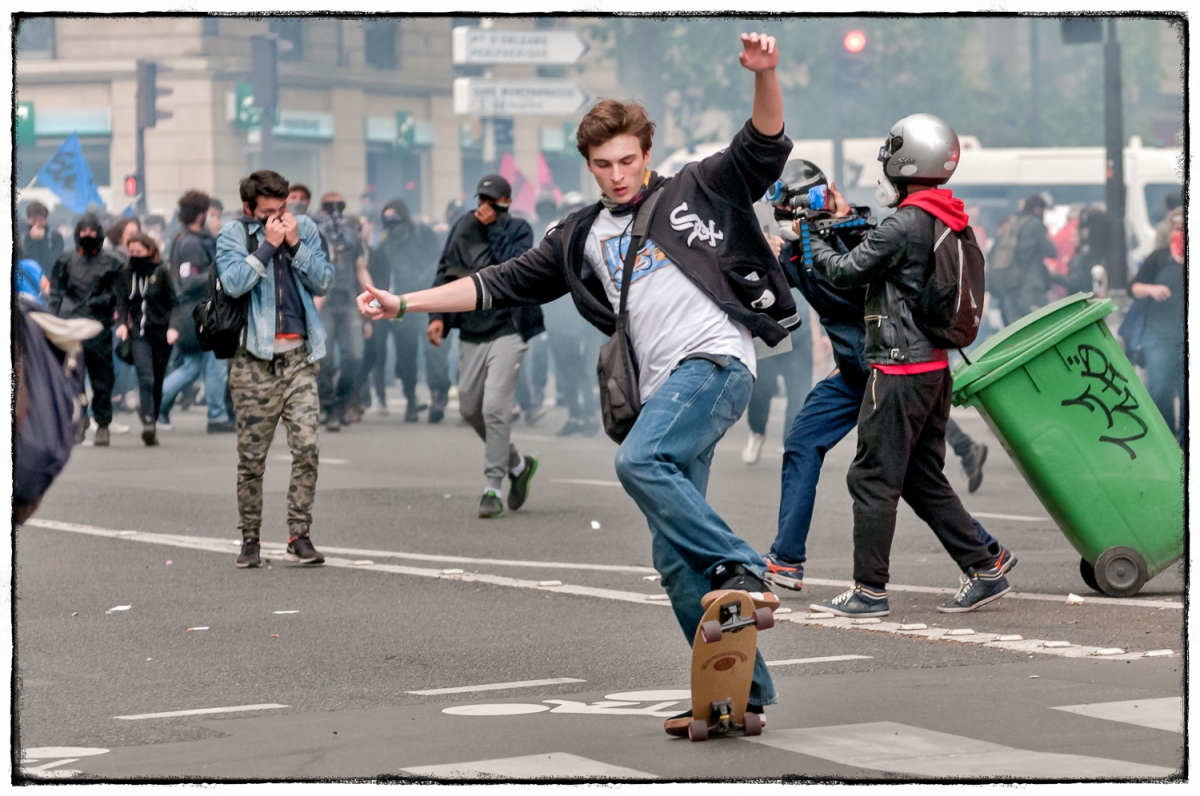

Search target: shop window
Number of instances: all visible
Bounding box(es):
[269,18,304,62]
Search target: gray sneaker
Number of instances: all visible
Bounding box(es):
[938,566,1010,613]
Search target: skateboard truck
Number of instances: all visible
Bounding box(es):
[700,601,774,644]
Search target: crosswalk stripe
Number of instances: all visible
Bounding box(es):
[402,752,654,779]
[1050,697,1182,733]
[745,721,1176,778]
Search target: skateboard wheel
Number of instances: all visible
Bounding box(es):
[753,607,774,631]
[743,712,762,737]
[688,719,709,742]
[700,620,723,644]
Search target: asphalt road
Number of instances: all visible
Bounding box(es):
[14,389,1186,781]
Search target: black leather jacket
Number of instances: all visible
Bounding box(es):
[809,205,940,366]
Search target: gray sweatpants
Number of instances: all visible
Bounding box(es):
[458,333,527,489]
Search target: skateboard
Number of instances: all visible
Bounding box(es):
[666,589,774,742]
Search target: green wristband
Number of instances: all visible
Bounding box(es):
[395,295,407,321]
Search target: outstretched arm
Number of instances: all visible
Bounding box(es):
[740,32,782,137]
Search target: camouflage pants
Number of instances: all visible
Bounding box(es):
[229,347,320,539]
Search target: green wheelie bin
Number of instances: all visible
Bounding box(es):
[951,293,1184,598]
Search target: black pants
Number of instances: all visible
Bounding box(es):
[82,332,116,428]
[391,315,451,407]
[944,418,974,460]
[547,325,601,421]
[131,329,172,425]
[848,368,991,588]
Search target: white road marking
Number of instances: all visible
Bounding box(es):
[747,721,1176,778]
[406,677,585,696]
[113,703,289,720]
[970,511,1050,522]
[766,655,873,666]
[23,747,109,760]
[274,455,347,464]
[550,478,623,488]
[402,752,654,779]
[441,704,551,717]
[1051,697,1182,733]
[802,576,1181,610]
[106,605,131,612]
[273,610,298,615]
[24,519,1178,658]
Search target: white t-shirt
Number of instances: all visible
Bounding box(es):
[585,207,756,403]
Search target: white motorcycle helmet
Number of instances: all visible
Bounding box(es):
[875,113,960,208]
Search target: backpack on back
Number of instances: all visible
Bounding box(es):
[915,219,986,350]
[193,221,259,359]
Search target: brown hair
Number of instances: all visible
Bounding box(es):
[126,232,162,263]
[178,189,211,226]
[105,217,139,249]
[575,100,656,161]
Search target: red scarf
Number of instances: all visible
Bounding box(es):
[899,188,969,232]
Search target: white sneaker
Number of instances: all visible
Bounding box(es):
[109,422,131,435]
[742,432,765,465]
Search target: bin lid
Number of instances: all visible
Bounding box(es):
[952,292,1115,402]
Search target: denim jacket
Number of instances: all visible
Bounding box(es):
[215,213,335,362]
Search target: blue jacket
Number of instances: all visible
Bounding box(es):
[780,241,870,389]
[215,213,335,362]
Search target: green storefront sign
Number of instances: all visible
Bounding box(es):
[236,83,262,128]
[17,101,35,147]
[395,111,416,149]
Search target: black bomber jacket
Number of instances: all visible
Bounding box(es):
[809,205,942,366]
[469,119,800,347]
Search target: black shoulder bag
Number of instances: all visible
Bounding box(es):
[597,187,664,444]
[194,221,263,359]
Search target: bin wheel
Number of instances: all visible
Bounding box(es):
[1093,547,1147,598]
[1079,558,1101,593]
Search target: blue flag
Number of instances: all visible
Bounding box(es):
[36,133,104,215]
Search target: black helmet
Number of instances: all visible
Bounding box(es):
[765,159,830,217]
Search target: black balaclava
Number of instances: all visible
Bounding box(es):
[74,213,104,256]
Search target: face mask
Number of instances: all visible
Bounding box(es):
[287,201,308,216]
[493,202,510,214]
[875,178,900,209]
[382,214,402,228]
[80,235,102,256]
[130,255,155,272]
[1170,229,1184,260]
[322,201,346,217]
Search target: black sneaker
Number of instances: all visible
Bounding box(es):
[962,442,988,493]
[94,426,110,447]
[479,490,505,518]
[404,402,427,423]
[141,421,158,447]
[938,566,1010,613]
[709,561,780,609]
[237,538,262,568]
[507,455,539,511]
[325,416,341,433]
[286,534,325,566]
[810,583,890,617]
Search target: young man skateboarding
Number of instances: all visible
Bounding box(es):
[360,32,796,728]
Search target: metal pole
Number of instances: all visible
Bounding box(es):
[136,125,146,215]
[260,107,275,171]
[1103,18,1126,286]
[1030,18,1041,147]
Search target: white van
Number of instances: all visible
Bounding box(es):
[842,135,1182,269]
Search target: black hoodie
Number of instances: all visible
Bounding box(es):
[47,214,126,326]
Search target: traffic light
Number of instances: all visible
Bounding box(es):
[836,30,870,92]
[136,60,173,129]
[124,175,140,196]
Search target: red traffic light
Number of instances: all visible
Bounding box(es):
[124,175,139,196]
[843,30,867,54]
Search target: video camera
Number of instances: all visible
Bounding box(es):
[764,159,876,241]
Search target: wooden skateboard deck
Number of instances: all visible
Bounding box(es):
[668,589,773,741]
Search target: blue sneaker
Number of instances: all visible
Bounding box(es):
[762,552,804,591]
[938,565,1010,613]
[810,583,890,617]
[989,543,1018,576]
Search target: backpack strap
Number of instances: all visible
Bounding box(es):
[239,219,268,279]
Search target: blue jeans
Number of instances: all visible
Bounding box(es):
[614,357,776,707]
[1143,334,1185,445]
[770,370,998,566]
[158,350,230,423]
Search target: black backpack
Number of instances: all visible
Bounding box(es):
[915,219,986,350]
[194,221,260,359]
